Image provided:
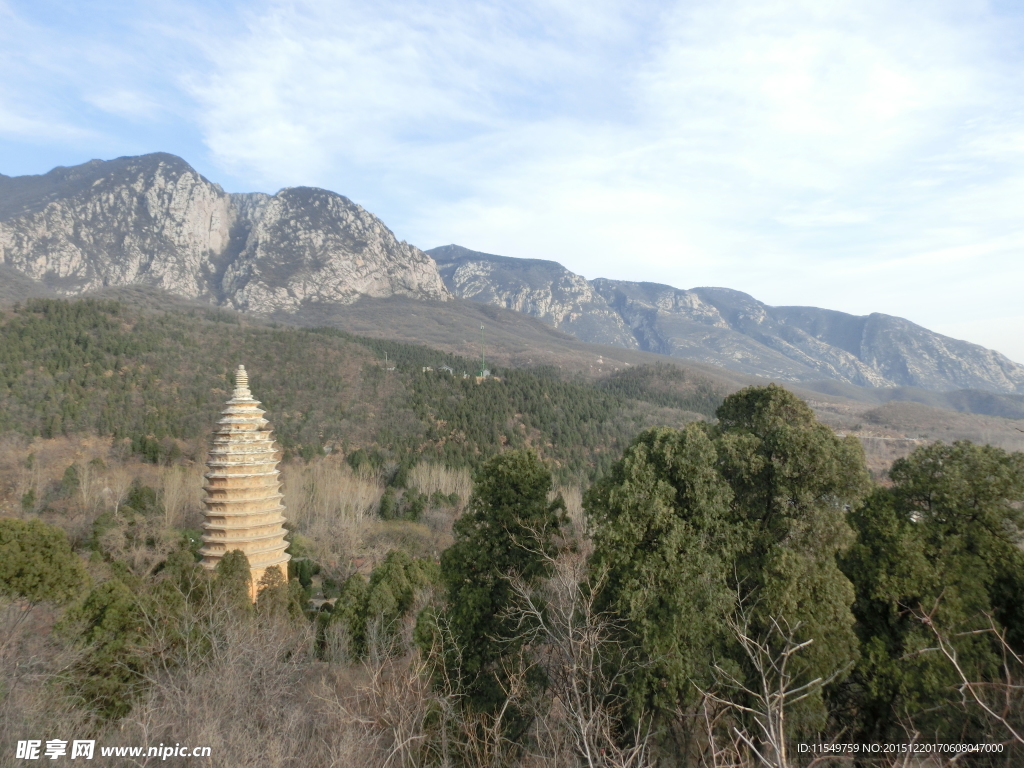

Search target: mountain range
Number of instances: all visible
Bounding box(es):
[429,245,1024,393]
[0,153,448,311]
[2,152,1022,397]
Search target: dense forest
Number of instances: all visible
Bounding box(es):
[2,299,1024,767]
[0,299,718,477]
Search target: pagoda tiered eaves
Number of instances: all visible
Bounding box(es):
[199,365,290,598]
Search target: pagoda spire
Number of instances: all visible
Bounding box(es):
[233,365,251,398]
[199,365,290,600]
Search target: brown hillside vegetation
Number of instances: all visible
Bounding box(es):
[808,397,1024,476]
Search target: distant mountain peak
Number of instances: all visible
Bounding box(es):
[0,152,450,310]
[429,245,1024,395]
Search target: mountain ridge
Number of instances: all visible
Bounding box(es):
[428,244,1024,394]
[1,152,1020,397]
[0,153,450,310]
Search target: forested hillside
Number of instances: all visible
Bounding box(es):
[3,380,1023,767]
[4,297,1024,767]
[0,298,719,478]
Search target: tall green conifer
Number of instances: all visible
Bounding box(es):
[715,384,870,730]
[437,449,565,716]
[586,423,736,716]
[842,440,1024,741]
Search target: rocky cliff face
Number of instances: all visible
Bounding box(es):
[225,188,448,312]
[0,154,232,300]
[430,245,637,348]
[430,246,1024,395]
[0,154,449,311]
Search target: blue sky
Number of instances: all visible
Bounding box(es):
[2,0,1023,362]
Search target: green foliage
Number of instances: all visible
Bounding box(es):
[378,488,398,519]
[393,365,650,478]
[378,488,429,521]
[256,566,302,620]
[597,363,722,417]
[584,386,871,733]
[346,448,368,470]
[131,434,182,464]
[0,517,88,605]
[714,384,870,730]
[587,423,738,716]
[437,450,566,715]
[292,558,314,589]
[215,550,253,611]
[366,550,437,651]
[60,464,80,497]
[123,480,160,515]
[0,298,713,479]
[57,543,314,724]
[842,440,1024,740]
[159,546,209,600]
[330,572,370,657]
[20,488,36,512]
[58,578,147,720]
[402,489,427,520]
[299,443,324,462]
[0,299,362,452]
[323,551,438,659]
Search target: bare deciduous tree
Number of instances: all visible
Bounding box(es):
[104,465,133,517]
[915,598,1024,747]
[507,545,653,768]
[699,607,847,768]
[161,464,203,529]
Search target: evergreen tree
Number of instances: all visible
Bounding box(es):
[331,572,370,657]
[0,517,88,605]
[584,386,871,734]
[215,550,253,611]
[437,450,566,716]
[159,546,209,602]
[325,552,438,659]
[366,550,435,648]
[59,578,147,720]
[842,440,1024,741]
[715,385,869,726]
[586,423,737,717]
[256,566,300,620]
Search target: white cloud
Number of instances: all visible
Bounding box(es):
[0,97,99,143]
[182,0,642,191]
[0,1,196,151]
[84,89,167,122]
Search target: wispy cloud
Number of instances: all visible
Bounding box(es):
[183,0,650,194]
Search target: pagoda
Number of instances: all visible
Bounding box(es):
[199,365,290,600]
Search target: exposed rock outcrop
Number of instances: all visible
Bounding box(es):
[430,246,1024,394]
[0,154,450,310]
[225,188,448,312]
[0,154,232,300]
[430,245,637,348]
